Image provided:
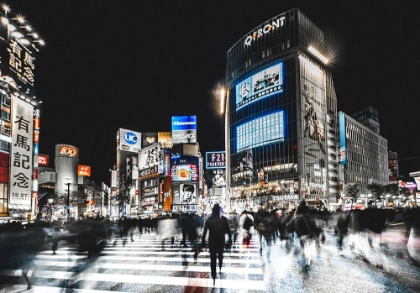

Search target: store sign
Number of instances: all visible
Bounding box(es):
[78,165,91,177]
[172,205,198,212]
[206,151,226,169]
[38,154,49,166]
[59,145,78,157]
[273,194,299,200]
[244,16,285,46]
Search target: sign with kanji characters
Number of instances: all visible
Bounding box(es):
[0,15,38,96]
[10,96,33,209]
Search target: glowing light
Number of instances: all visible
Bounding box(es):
[308,46,329,64]
[14,14,26,24]
[24,25,32,32]
[2,4,10,15]
[220,88,225,114]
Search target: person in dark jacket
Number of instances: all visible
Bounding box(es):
[201,203,232,285]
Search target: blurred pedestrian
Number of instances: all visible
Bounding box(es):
[157,214,178,250]
[201,203,232,285]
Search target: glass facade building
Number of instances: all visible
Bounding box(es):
[225,9,339,210]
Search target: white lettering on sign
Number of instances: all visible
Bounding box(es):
[244,17,285,46]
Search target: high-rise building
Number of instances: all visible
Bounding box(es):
[225,9,338,210]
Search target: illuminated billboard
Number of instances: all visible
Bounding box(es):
[158,132,173,148]
[339,112,347,165]
[38,154,49,166]
[142,132,158,148]
[235,62,283,110]
[300,56,326,154]
[170,154,199,183]
[138,143,163,173]
[206,151,226,169]
[10,96,33,210]
[78,165,91,177]
[56,144,78,158]
[171,116,197,144]
[236,111,284,152]
[117,128,141,153]
[0,15,38,96]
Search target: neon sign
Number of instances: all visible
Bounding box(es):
[244,17,285,46]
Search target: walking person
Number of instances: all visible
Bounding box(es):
[201,203,232,285]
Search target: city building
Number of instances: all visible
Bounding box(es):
[338,112,388,197]
[0,10,43,219]
[225,8,338,211]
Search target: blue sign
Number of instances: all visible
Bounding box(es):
[124,132,138,145]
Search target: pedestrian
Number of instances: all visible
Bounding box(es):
[201,203,232,285]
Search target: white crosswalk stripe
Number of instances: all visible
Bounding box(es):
[0,231,266,292]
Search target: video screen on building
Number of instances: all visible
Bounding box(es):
[236,111,284,152]
[235,62,283,110]
[170,154,199,183]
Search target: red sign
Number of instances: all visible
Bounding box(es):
[78,165,91,177]
[38,154,49,166]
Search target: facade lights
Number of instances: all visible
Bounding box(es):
[308,46,329,64]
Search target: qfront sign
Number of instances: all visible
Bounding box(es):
[244,16,285,46]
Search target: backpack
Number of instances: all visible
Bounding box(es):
[243,216,254,230]
[295,215,310,236]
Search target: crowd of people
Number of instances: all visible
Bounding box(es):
[1,201,420,288]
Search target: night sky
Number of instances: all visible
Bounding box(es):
[6,0,420,184]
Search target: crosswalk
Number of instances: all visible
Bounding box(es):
[0,231,266,292]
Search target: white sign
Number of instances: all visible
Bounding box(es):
[10,96,33,209]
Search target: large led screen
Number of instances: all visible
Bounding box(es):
[236,111,284,152]
[235,62,283,110]
[170,154,199,183]
[171,116,197,144]
[206,151,226,169]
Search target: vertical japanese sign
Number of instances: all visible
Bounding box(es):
[10,96,33,209]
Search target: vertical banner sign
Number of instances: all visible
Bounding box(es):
[339,112,347,165]
[10,96,33,210]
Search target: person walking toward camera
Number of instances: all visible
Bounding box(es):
[201,203,232,285]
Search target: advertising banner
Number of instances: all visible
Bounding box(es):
[170,154,199,183]
[235,62,283,110]
[38,154,49,166]
[0,16,37,96]
[158,132,173,148]
[142,132,158,148]
[172,183,198,205]
[138,143,163,173]
[300,56,326,155]
[339,113,347,165]
[10,96,33,210]
[237,111,284,152]
[206,151,226,169]
[78,165,91,177]
[171,116,197,144]
[117,128,141,153]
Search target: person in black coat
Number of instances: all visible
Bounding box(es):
[201,203,232,285]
